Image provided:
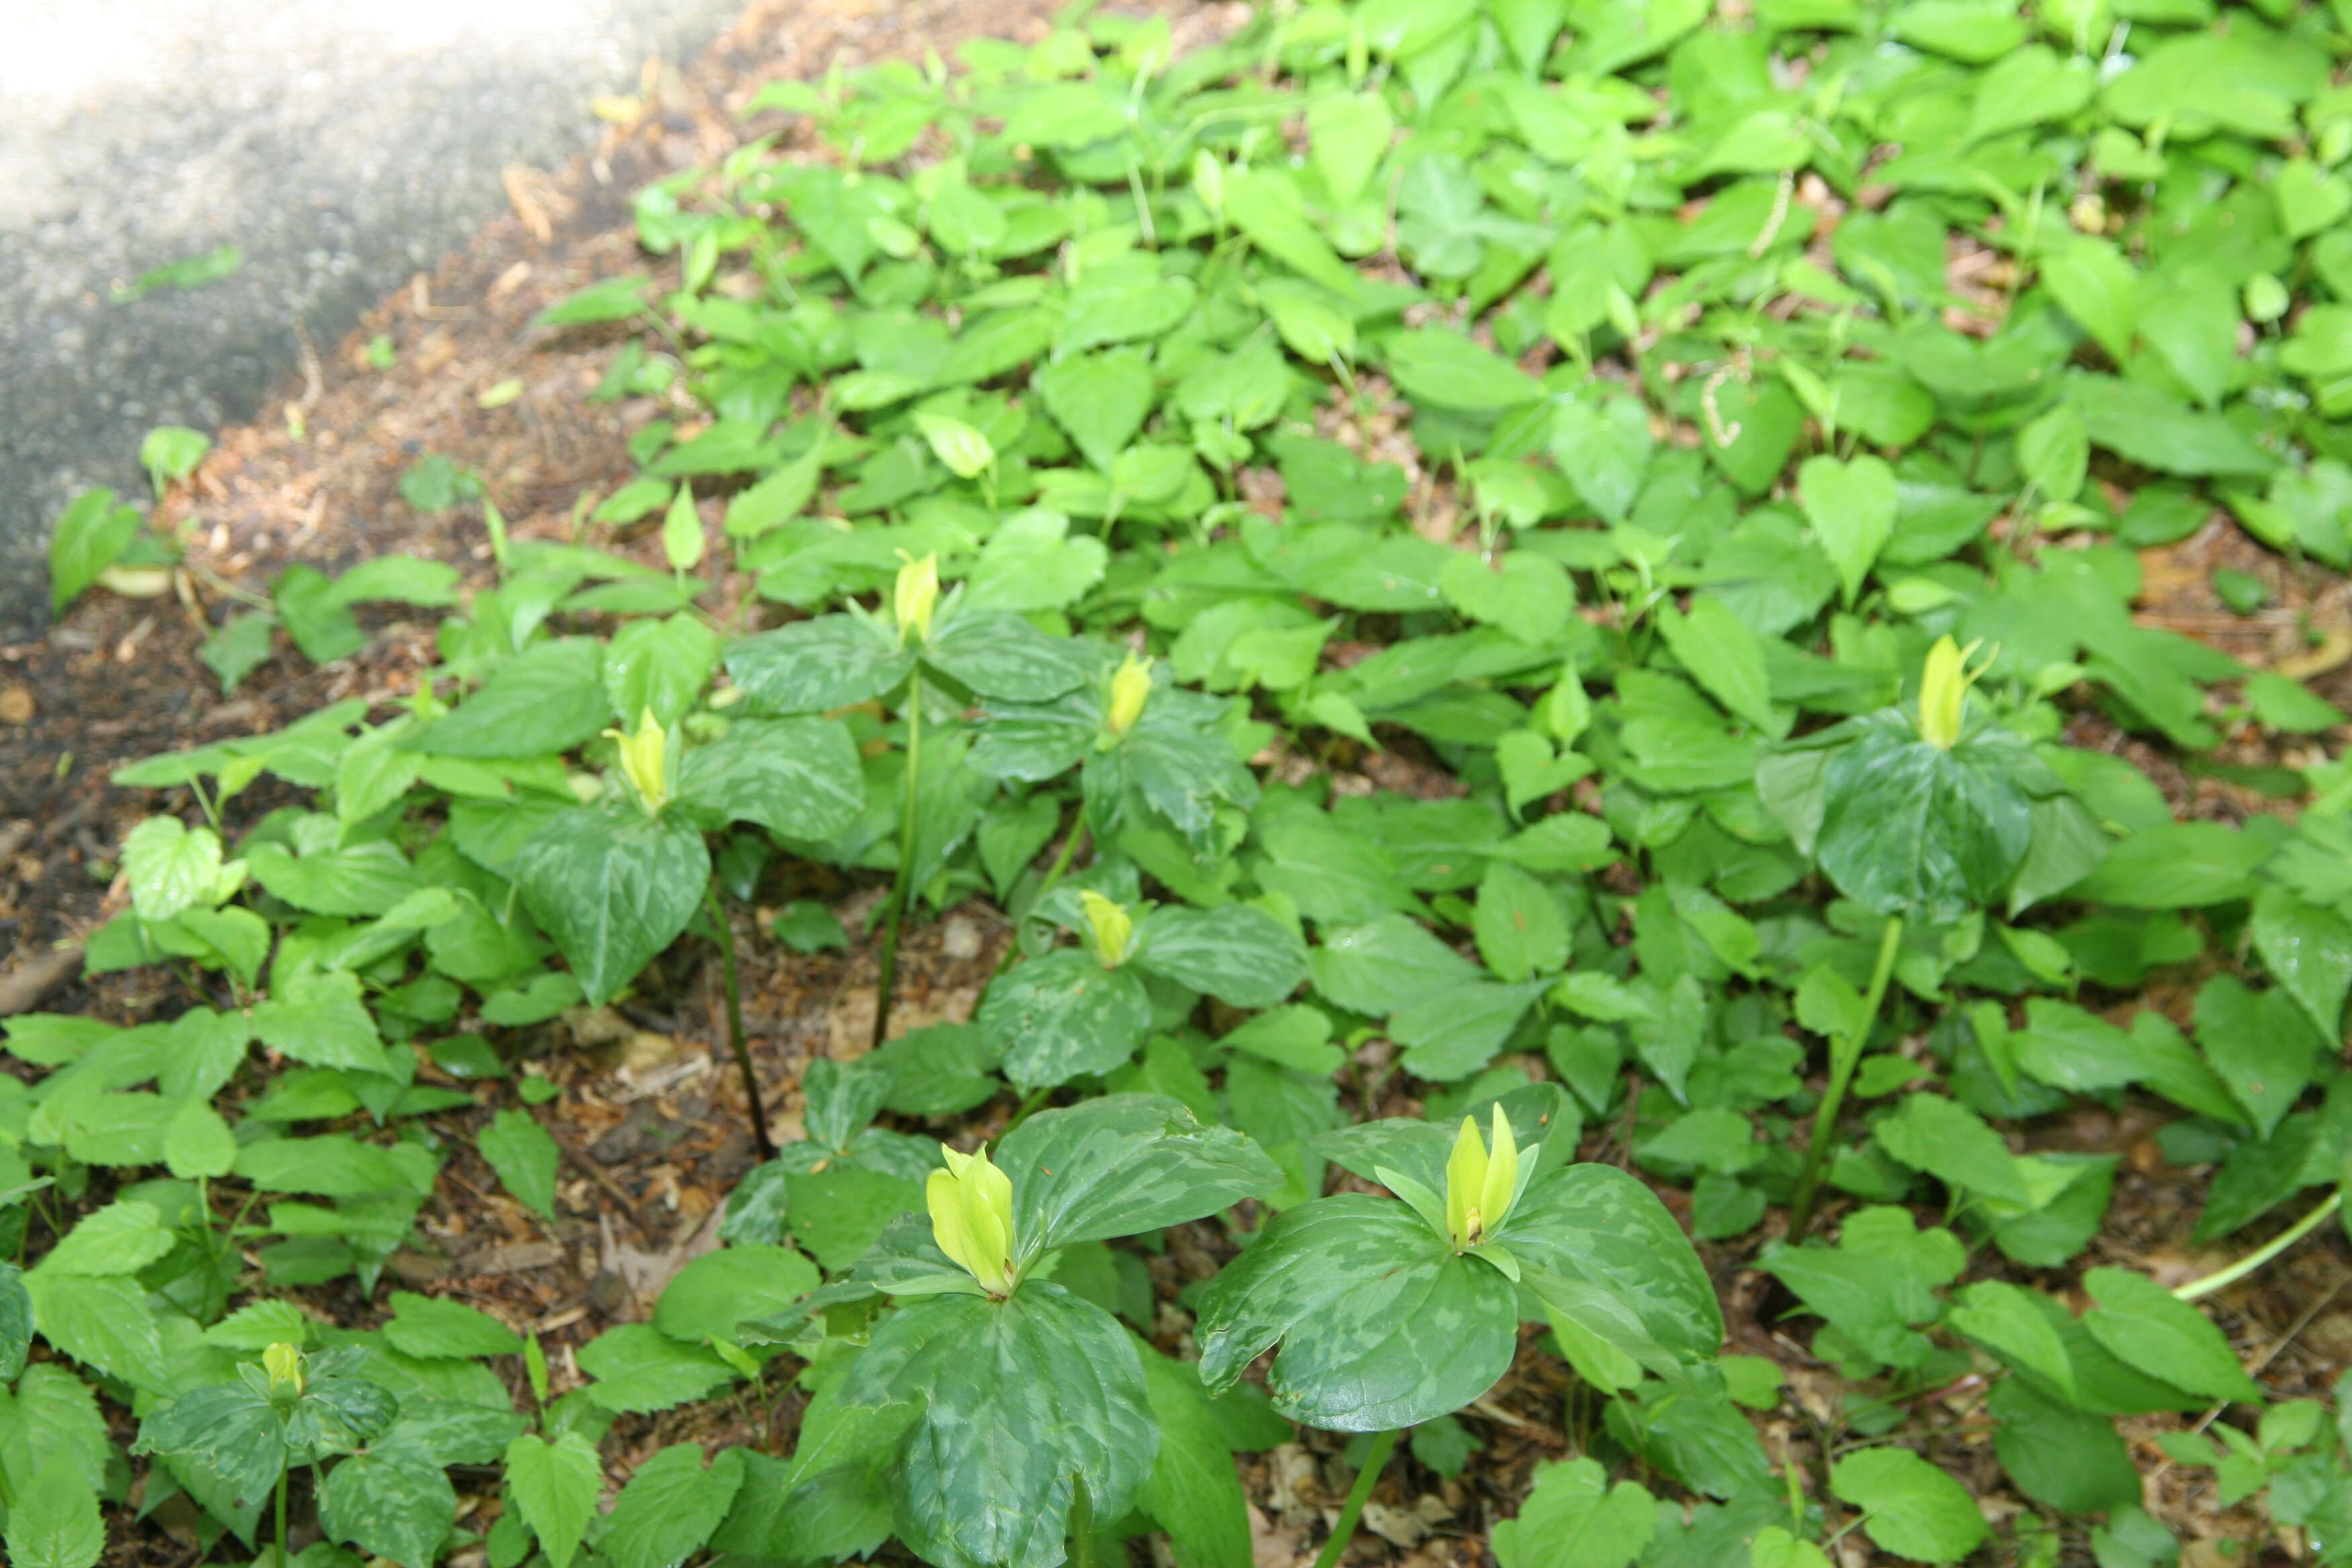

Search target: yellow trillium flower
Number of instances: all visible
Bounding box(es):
[262,1342,305,1398]
[1105,652,1153,738]
[1442,1106,1520,1251]
[1916,635,1989,751]
[927,1142,1016,1293]
[1079,890,1134,968]
[603,707,671,814]
[895,551,941,646]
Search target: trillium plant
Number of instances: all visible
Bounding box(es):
[744,1095,1282,1568]
[1196,1085,1722,1567]
[728,552,1096,1045]
[1759,636,2107,1230]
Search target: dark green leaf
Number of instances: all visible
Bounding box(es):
[677,717,863,839]
[1196,1195,1518,1431]
[997,1095,1282,1259]
[726,616,916,712]
[514,807,709,1006]
[837,1285,1153,1568]
[979,948,1153,1093]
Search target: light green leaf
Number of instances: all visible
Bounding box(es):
[1490,1456,1655,1568]
[1138,1344,1251,1568]
[600,1444,746,1568]
[653,1246,821,1346]
[1473,859,1569,983]
[2082,1267,2261,1404]
[480,1110,561,1220]
[504,1431,605,1568]
[1655,599,1781,736]
[1797,454,1897,607]
[164,1099,237,1180]
[1829,1448,1988,1564]
[578,1323,736,1414]
[121,816,222,922]
[4,1456,105,1568]
[48,489,146,618]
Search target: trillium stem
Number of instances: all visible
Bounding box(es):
[2174,1191,2343,1302]
[1787,914,1906,1236]
[1071,1476,1098,1568]
[274,1462,291,1567]
[704,880,777,1163]
[1312,1427,1399,1568]
[873,687,924,1050]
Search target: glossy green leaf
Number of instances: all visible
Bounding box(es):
[1195,1195,1519,1431]
[836,1284,1154,1568]
[514,805,709,1005]
[322,1442,458,1568]
[1132,903,1306,1008]
[997,1095,1281,1259]
[979,948,1151,1092]
[677,716,863,839]
[726,615,917,712]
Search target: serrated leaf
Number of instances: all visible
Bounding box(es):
[1490,1456,1655,1568]
[577,1323,736,1414]
[600,1444,746,1568]
[121,816,222,922]
[504,1431,604,1568]
[1797,454,1897,607]
[4,1455,105,1568]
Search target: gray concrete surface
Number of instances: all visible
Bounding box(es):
[1,0,743,640]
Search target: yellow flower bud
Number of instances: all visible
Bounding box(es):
[895,552,941,646]
[1442,1106,1520,1251]
[602,707,671,814]
[1916,635,1989,751]
[927,1142,1016,1293]
[1079,890,1134,968]
[1106,652,1152,738]
[262,1342,305,1398]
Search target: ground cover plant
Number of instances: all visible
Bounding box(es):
[26,0,2352,1563]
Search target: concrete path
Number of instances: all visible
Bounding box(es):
[0,0,742,640]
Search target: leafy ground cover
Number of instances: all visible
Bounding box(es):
[19,1,2352,1565]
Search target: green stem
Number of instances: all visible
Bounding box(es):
[1312,1428,1398,1568]
[1071,1475,1098,1568]
[705,881,777,1163]
[989,818,1091,984]
[275,1461,291,1567]
[1787,915,1906,1236]
[2175,1192,2342,1303]
[1034,820,1088,907]
[872,687,924,1050]
[995,1086,1055,1147]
